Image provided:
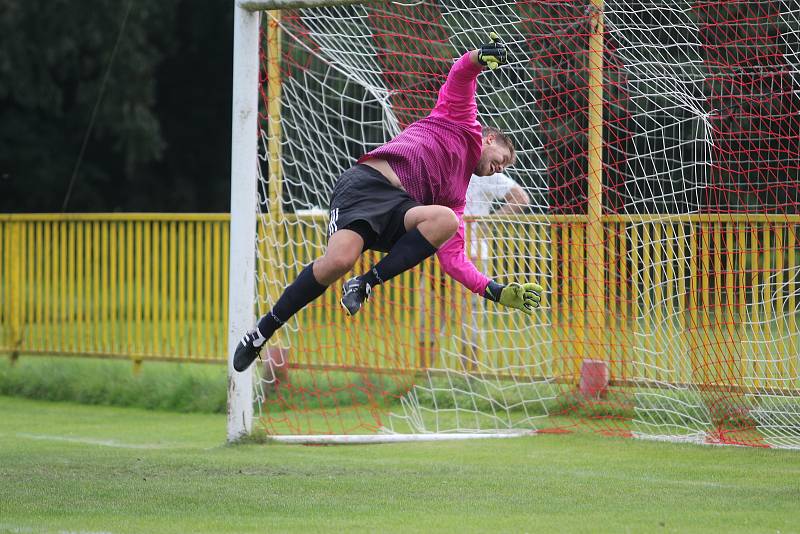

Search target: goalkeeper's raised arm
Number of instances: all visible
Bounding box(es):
[428,32,507,127]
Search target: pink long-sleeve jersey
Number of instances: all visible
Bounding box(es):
[358,52,491,295]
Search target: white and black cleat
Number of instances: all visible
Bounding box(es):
[340,276,371,317]
[233,329,265,372]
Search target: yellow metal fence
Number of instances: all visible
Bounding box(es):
[0,214,230,363]
[262,214,799,390]
[1,213,798,389]
[543,215,799,389]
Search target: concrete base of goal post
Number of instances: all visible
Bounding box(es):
[262,347,290,394]
[579,359,609,399]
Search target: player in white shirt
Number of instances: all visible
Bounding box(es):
[419,172,530,368]
[464,172,530,258]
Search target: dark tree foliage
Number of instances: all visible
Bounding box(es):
[1,0,796,215]
[0,0,233,212]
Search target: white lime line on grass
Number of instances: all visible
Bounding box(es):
[0,525,114,534]
[0,524,38,533]
[13,432,179,450]
[556,466,737,490]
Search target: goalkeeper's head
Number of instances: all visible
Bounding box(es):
[474,126,516,177]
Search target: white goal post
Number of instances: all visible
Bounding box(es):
[227,1,260,442]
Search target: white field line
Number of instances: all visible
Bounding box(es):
[0,525,38,533]
[13,432,178,450]
[548,465,738,490]
[271,431,535,444]
[0,525,113,534]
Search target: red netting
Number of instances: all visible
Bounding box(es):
[254,1,800,448]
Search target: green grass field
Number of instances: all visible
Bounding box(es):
[1,396,799,533]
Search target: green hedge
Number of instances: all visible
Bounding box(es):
[0,356,227,413]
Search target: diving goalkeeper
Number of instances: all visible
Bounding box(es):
[234,33,543,372]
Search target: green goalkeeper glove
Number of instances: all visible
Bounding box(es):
[477,32,507,70]
[483,280,543,315]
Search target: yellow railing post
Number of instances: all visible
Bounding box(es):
[0,221,4,352]
[762,224,772,384]
[5,221,25,363]
[585,0,605,365]
[789,223,798,381]
[9,221,22,356]
[572,222,586,375]
[265,10,288,351]
[267,13,283,220]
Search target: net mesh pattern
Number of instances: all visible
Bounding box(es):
[252,0,800,448]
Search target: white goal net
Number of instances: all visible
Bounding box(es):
[238,0,800,448]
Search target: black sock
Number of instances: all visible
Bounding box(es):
[257,263,328,340]
[360,228,437,287]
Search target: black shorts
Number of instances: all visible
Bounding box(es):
[328,164,421,252]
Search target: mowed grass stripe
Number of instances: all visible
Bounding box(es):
[1,397,799,533]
